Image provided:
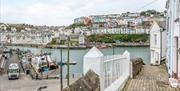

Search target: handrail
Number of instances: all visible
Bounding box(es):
[103,56,127,63]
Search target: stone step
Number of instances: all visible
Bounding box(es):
[123,79,178,91]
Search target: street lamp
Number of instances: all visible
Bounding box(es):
[67,35,70,86]
[60,48,63,90]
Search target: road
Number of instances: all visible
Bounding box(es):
[0,51,79,91]
[5,51,22,73]
[0,74,78,91]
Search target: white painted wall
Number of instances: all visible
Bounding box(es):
[176,0,180,79]
[167,0,180,79]
[84,47,132,91]
[162,30,167,58]
[83,47,104,75]
[150,22,161,65]
[79,35,85,45]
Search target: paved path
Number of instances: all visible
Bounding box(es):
[123,65,179,91]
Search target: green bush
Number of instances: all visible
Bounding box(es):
[66,23,88,29]
[87,34,149,43]
[47,38,57,45]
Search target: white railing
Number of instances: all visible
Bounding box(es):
[84,47,132,91]
[102,51,131,91]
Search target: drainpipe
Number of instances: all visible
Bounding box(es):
[175,18,180,79]
[176,37,178,79]
[160,29,162,62]
[160,28,165,63]
[0,33,1,46]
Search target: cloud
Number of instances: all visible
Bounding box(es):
[0,0,166,26]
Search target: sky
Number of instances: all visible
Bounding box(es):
[0,0,167,26]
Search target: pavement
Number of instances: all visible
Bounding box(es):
[0,74,79,91]
[0,51,79,91]
[123,65,179,91]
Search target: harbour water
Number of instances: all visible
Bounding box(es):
[7,46,150,77]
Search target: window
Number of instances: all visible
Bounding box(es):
[154,34,157,45]
[176,0,180,19]
[151,50,154,58]
[167,17,170,32]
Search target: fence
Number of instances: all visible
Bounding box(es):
[84,47,132,91]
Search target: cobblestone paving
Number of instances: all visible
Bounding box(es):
[123,65,179,91]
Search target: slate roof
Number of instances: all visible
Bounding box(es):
[156,21,166,30]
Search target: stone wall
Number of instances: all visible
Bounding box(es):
[131,58,145,77]
[0,55,5,75]
[62,70,100,91]
[0,68,5,75]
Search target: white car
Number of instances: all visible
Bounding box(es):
[7,63,20,80]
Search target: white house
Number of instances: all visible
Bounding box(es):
[79,34,85,45]
[0,23,9,30]
[150,21,166,65]
[7,31,53,45]
[166,0,180,88]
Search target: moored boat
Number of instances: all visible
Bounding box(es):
[97,44,109,49]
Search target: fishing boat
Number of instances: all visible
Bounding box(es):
[21,51,58,78]
[31,53,58,73]
[97,44,109,49]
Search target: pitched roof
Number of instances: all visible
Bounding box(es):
[84,47,104,58]
[156,21,166,29]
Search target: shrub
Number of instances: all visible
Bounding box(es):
[87,34,149,43]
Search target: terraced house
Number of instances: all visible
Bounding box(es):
[166,0,180,88]
[74,13,153,34]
